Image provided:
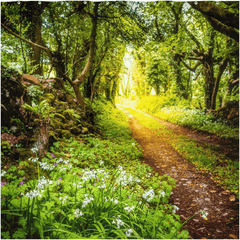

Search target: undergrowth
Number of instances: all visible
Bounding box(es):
[1,99,206,239]
[121,106,239,196]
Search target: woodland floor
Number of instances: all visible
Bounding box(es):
[118,106,239,239]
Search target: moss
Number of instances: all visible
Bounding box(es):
[19,149,33,160]
[70,127,82,135]
[40,93,55,105]
[82,127,89,134]
[49,131,59,144]
[54,113,65,121]
[50,119,62,129]
[54,100,68,109]
[63,109,74,119]
[61,130,72,138]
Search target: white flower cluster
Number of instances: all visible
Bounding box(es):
[28,157,39,163]
[25,189,42,199]
[99,160,104,166]
[116,168,141,187]
[82,194,94,208]
[126,229,133,237]
[81,168,109,183]
[124,205,135,213]
[59,196,68,204]
[31,146,38,154]
[39,161,55,171]
[158,190,166,198]
[73,182,83,188]
[98,182,106,189]
[172,205,179,213]
[146,173,152,178]
[36,176,53,189]
[1,170,7,177]
[110,197,119,204]
[74,208,83,218]
[112,215,124,229]
[56,158,69,165]
[142,187,155,202]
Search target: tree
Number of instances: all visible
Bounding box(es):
[188,1,239,42]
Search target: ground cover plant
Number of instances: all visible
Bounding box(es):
[121,106,239,196]
[1,100,213,239]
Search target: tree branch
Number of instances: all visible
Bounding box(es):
[180,59,202,72]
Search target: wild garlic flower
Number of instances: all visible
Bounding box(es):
[28,157,39,163]
[158,190,166,198]
[117,165,123,171]
[172,205,179,213]
[25,189,42,199]
[142,187,155,202]
[200,210,208,218]
[36,176,53,189]
[56,158,63,164]
[31,147,38,154]
[126,229,133,237]
[59,196,68,204]
[124,206,135,212]
[98,183,106,189]
[82,194,94,208]
[1,170,7,177]
[99,160,104,166]
[73,182,83,188]
[39,161,55,170]
[112,215,124,229]
[74,208,83,218]
[110,197,119,204]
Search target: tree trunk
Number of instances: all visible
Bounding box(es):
[72,82,85,110]
[210,58,229,110]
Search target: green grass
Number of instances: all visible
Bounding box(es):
[121,106,239,196]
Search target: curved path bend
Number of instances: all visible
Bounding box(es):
[119,106,239,239]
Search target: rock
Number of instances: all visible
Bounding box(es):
[1,133,21,146]
[22,74,40,86]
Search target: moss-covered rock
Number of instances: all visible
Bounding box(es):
[49,131,59,145]
[40,93,55,105]
[62,130,72,138]
[63,109,74,120]
[81,127,89,134]
[50,118,63,129]
[70,126,82,135]
[54,113,65,122]
[19,148,33,160]
[54,100,68,110]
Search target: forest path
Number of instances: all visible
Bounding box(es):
[117,105,239,239]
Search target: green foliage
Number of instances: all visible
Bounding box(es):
[22,100,54,120]
[1,99,193,239]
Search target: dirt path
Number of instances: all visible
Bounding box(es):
[120,108,239,239]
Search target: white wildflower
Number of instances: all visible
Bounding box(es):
[112,215,124,229]
[126,229,133,237]
[1,170,7,177]
[74,208,83,218]
[124,206,135,212]
[200,210,208,219]
[172,205,179,213]
[142,187,155,202]
[158,190,166,198]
